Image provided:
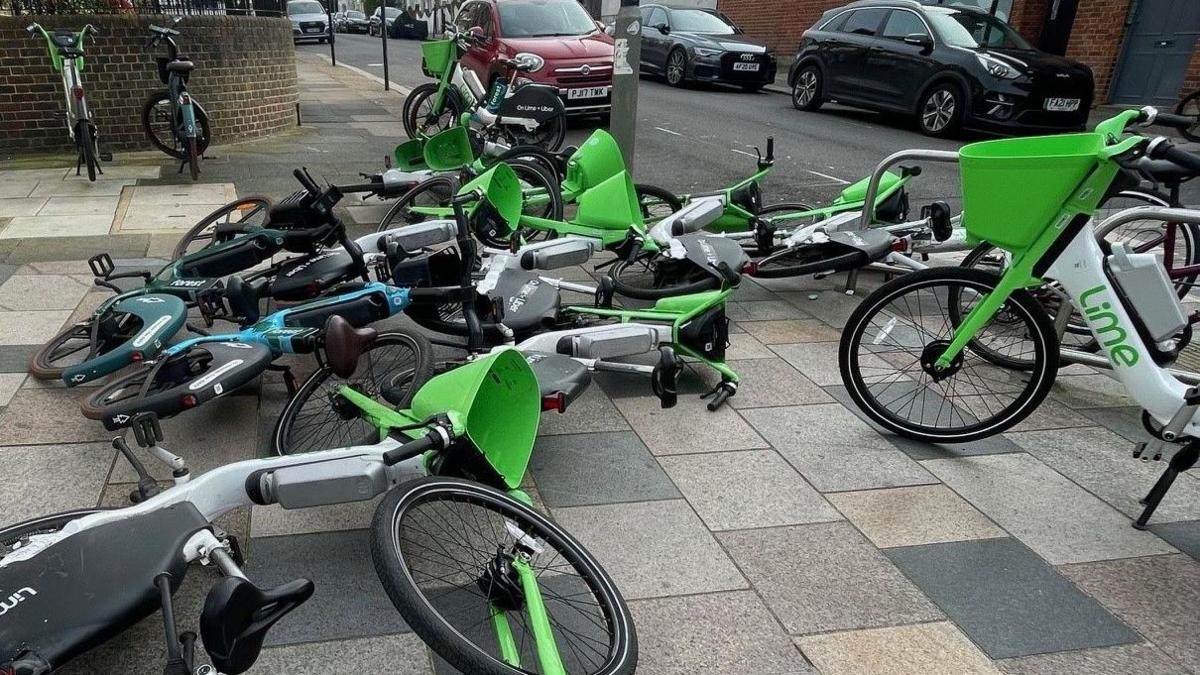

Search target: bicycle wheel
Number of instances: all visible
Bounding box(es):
[757,201,818,228]
[273,330,435,455]
[633,184,682,221]
[489,145,563,183]
[749,244,866,279]
[0,509,104,562]
[505,110,567,152]
[839,266,1058,443]
[486,159,563,247]
[142,93,212,160]
[29,312,140,381]
[172,195,274,260]
[186,137,200,181]
[371,476,637,675]
[77,120,98,182]
[608,252,720,301]
[1176,90,1200,143]
[405,84,464,139]
[376,176,457,233]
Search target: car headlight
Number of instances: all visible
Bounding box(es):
[976,54,1019,79]
[692,47,720,57]
[513,52,545,73]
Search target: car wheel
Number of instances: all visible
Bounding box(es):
[791,65,823,111]
[665,48,687,87]
[918,83,963,137]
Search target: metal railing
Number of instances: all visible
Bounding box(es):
[2,0,286,16]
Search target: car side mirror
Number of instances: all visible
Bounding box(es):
[656,23,670,35]
[595,19,604,31]
[468,25,489,42]
[903,33,932,49]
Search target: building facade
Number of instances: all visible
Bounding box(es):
[716,0,1200,106]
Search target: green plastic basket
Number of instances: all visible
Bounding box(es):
[421,126,475,171]
[391,139,428,171]
[959,132,1103,251]
[421,39,455,77]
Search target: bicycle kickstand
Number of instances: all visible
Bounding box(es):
[1135,442,1200,530]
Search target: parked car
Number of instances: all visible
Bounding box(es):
[637,4,776,92]
[340,9,369,33]
[369,6,428,38]
[453,0,614,118]
[287,0,329,43]
[788,0,1094,136]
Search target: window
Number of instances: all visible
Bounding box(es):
[838,8,887,37]
[925,7,1031,49]
[645,7,668,30]
[669,9,736,35]
[288,1,324,15]
[455,3,480,31]
[478,5,495,35]
[498,0,599,38]
[881,10,929,40]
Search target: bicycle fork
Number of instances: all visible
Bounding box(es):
[488,554,567,675]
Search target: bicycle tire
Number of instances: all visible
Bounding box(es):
[171,195,274,260]
[273,330,435,456]
[608,253,721,301]
[376,176,458,233]
[78,120,98,182]
[757,201,818,227]
[503,107,567,153]
[371,476,637,675]
[633,184,682,221]
[749,246,865,279]
[28,313,138,381]
[142,93,213,160]
[0,509,105,562]
[487,145,562,182]
[404,83,464,139]
[1176,89,1200,143]
[839,266,1058,443]
[187,136,200,181]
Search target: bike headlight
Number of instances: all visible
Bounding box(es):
[513,52,545,73]
[976,54,1019,79]
[692,47,720,57]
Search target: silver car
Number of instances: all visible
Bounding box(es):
[288,0,329,43]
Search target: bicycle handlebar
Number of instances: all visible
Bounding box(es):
[293,168,322,196]
[1147,138,1200,174]
[382,429,446,466]
[1153,112,1196,132]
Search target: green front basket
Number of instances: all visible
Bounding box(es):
[459,162,524,235]
[423,125,475,171]
[959,132,1103,252]
[392,139,428,171]
[409,349,540,489]
[421,39,455,77]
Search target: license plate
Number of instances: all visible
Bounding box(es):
[568,87,608,100]
[1044,97,1080,112]
[733,62,760,72]
[304,26,322,33]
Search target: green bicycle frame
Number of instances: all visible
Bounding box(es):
[30,23,91,72]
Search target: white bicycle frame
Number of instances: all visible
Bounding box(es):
[59,58,90,139]
[450,62,540,132]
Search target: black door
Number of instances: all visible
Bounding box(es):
[824,7,889,98]
[641,6,670,74]
[1110,0,1200,106]
[864,8,938,107]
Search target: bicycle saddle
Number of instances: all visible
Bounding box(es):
[324,315,378,378]
[49,30,83,57]
[165,59,194,74]
[223,275,267,324]
[200,576,314,675]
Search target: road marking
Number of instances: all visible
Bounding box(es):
[655,126,681,136]
[367,62,384,67]
[730,148,756,158]
[806,169,849,185]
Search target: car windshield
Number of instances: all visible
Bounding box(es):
[347,10,364,18]
[382,7,399,17]
[670,9,736,34]
[926,8,1031,50]
[499,0,598,38]
[288,1,323,15]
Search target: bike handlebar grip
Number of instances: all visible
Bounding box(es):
[335,182,381,194]
[293,168,321,195]
[766,137,774,160]
[382,432,441,466]
[450,190,479,206]
[707,387,733,411]
[1155,112,1196,131]
[1149,139,1200,173]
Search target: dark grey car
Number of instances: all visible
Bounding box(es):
[637,4,777,92]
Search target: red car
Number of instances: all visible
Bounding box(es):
[454,0,614,118]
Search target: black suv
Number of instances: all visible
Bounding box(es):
[787,0,1094,136]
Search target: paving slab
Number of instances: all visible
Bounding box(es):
[0,345,38,372]
[612,393,768,455]
[0,385,110,445]
[630,591,814,675]
[3,233,149,262]
[1050,374,1134,409]
[0,442,112,522]
[706,357,834,409]
[996,642,1191,675]
[1075,405,1151,443]
[247,530,412,646]
[38,196,120,216]
[828,484,1006,548]
[0,168,70,181]
[724,331,775,360]
[537,383,629,435]
[29,179,133,197]
[0,214,116,239]
[727,299,810,321]
[779,289,863,328]
[1060,554,1200,671]
[0,273,91,311]
[123,183,237,206]
[923,453,1177,564]
[108,395,261,481]
[772,340,884,386]
[528,431,680,507]
[660,449,840,530]
[742,403,937,492]
[0,373,24,407]
[117,202,235,231]
[797,622,1002,675]
[1149,520,1200,560]
[0,197,48,218]
[1010,427,1200,522]
[0,182,37,199]
[251,497,383,538]
[886,537,1139,659]
[718,521,942,635]
[0,263,14,287]
[740,318,841,344]
[552,500,748,599]
[254,634,434,674]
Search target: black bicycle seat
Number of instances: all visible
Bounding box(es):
[223,275,267,324]
[323,315,378,378]
[200,576,314,675]
[149,24,181,36]
[165,59,194,73]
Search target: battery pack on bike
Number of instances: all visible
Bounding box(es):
[1107,242,1188,343]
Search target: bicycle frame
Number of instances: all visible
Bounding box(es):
[29,24,93,138]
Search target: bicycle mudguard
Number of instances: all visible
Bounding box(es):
[61,293,188,386]
[0,503,209,670]
[523,351,590,408]
[100,341,274,430]
[482,269,561,335]
[676,234,751,279]
[269,250,361,302]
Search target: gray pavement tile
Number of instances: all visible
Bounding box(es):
[740,319,841,345]
[727,300,810,321]
[1150,520,1200,561]
[247,530,412,646]
[702,357,834,409]
[718,521,942,635]
[0,442,113,522]
[254,634,435,674]
[886,537,1139,659]
[612,392,768,455]
[537,383,629,435]
[1009,427,1200,522]
[0,273,92,310]
[0,345,37,372]
[828,484,1007,548]
[1075,406,1150,443]
[1050,374,1134,409]
[771,341,857,386]
[923,453,1178,564]
[779,289,862,328]
[823,385,1025,459]
[552,499,748,599]
[528,431,680,507]
[725,331,775,360]
[797,622,1003,675]
[0,385,110,445]
[4,234,149,264]
[0,373,23,406]
[741,403,937,492]
[0,263,15,287]
[0,309,70,345]
[251,497,383,538]
[659,449,840,530]
[997,643,1191,675]
[630,591,814,675]
[108,395,262,481]
[730,278,782,302]
[1060,554,1200,672]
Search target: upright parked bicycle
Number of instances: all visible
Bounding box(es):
[141,19,210,180]
[27,22,108,181]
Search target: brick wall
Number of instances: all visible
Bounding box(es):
[718,0,843,58]
[1057,0,1132,103]
[0,14,299,156]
